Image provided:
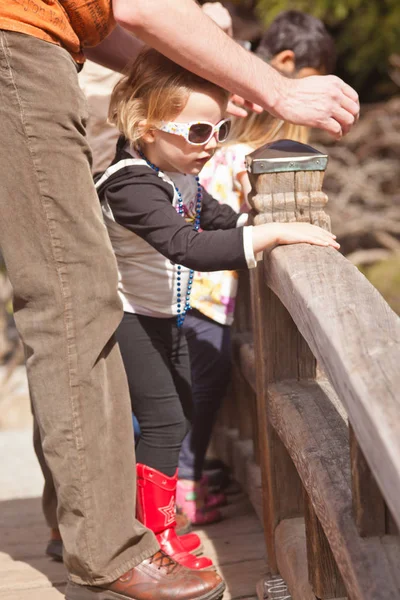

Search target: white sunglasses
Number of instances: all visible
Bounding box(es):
[158,118,231,146]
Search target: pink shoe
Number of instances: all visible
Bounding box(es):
[177,480,222,526]
[200,476,227,510]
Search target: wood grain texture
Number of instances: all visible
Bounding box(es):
[233,268,253,333]
[212,418,356,600]
[0,483,266,600]
[249,169,330,231]
[250,263,305,572]
[263,244,400,531]
[268,380,400,600]
[275,518,317,600]
[251,264,279,572]
[231,359,254,442]
[349,424,386,537]
[304,490,346,598]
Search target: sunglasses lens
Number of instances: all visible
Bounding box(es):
[188,123,213,144]
[218,119,231,142]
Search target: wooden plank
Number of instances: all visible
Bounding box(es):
[194,483,268,600]
[250,264,278,572]
[250,264,305,572]
[202,510,263,539]
[0,481,264,600]
[381,536,400,591]
[211,426,240,471]
[231,331,259,454]
[264,244,400,530]
[213,406,348,600]
[317,378,347,424]
[238,341,257,394]
[349,424,386,536]
[256,574,292,600]
[231,367,254,441]
[232,339,260,461]
[0,554,66,592]
[4,587,66,600]
[219,558,268,600]
[275,518,316,600]
[303,491,346,598]
[200,530,266,566]
[0,498,44,527]
[268,380,400,600]
[230,435,263,525]
[232,269,253,334]
[1,523,48,559]
[212,423,264,526]
[386,508,399,535]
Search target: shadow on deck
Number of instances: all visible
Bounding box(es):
[0,487,267,600]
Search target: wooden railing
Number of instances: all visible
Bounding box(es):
[213,140,400,600]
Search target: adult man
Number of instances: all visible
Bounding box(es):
[0,2,359,599]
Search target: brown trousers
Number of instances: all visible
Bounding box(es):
[0,30,158,585]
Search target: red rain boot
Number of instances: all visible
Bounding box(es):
[136,464,212,570]
[180,531,203,555]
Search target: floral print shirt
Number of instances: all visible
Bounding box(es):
[191,143,253,325]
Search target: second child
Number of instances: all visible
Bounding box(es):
[96,47,339,571]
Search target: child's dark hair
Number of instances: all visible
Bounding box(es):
[256,10,336,75]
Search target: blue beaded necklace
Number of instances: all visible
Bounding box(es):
[138,149,202,327]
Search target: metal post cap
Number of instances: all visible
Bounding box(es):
[245,139,328,174]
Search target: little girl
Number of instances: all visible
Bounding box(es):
[96,47,338,571]
[177,9,337,526]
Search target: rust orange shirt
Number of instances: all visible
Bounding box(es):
[0,0,116,63]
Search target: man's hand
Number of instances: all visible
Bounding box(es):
[227,94,263,117]
[112,0,359,138]
[275,74,360,139]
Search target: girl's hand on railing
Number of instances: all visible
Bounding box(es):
[252,222,340,255]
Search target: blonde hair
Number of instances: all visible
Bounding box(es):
[228,110,310,149]
[109,47,229,145]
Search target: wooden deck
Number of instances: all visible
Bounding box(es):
[0,428,268,600]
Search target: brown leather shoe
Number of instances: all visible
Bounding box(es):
[65,550,225,600]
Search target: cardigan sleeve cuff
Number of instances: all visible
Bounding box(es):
[236,213,249,228]
[243,225,258,269]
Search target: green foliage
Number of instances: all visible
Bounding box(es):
[360,257,400,315]
[243,0,400,99]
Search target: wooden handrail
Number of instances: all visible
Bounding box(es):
[264,243,400,528]
[214,140,400,599]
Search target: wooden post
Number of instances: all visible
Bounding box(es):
[349,424,386,536]
[234,269,253,333]
[232,365,254,441]
[304,490,347,599]
[250,258,305,573]
[247,140,330,231]
[246,140,334,582]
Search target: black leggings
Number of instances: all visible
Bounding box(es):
[116,312,192,477]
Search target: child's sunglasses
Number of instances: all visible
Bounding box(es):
[158,118,231,146]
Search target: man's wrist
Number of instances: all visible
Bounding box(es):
[265,70,290,120]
